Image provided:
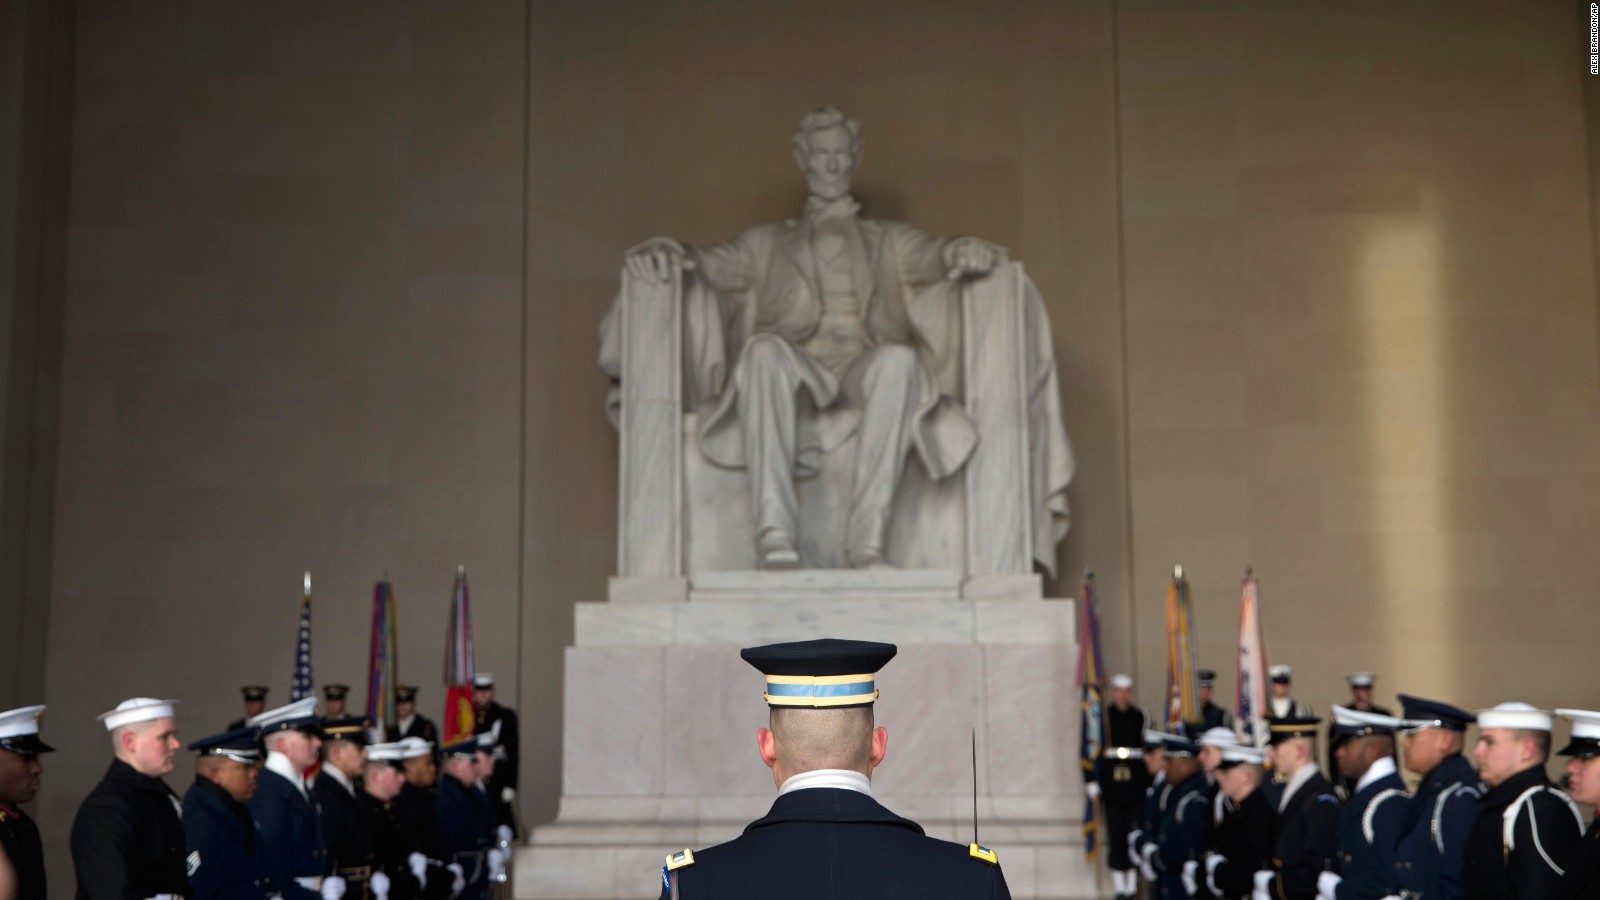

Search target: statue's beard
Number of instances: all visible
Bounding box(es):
[806,172,853,201]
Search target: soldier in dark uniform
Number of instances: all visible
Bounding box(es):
[230,685,269,731]
[71,697,191,900]
[471,674,519,837]
[315,719,373,896]
[0,705,52,900]
[1268,666,1313,722]
[1138,732,1209,899]
[1253,717,1340,900]
[362,742,454,900]
[1318,708,1409,900]
[1388,695,1482,900]
[248,697,337,900]
[435,736,495,898]
[657,638,1011,899]
[386,686,440,746]
[396,738,449,865]
[182,726,270,899]
[1326,673,1392,797]
[320,685,356,726]
[1131,731,1168,895]
[1089,673,1151,900]
[1555,708,1600,899]
[1198,727,1243,855]
[1198,670,1234,731]
[1204,744,1275,899]
[1463,702,1583,898]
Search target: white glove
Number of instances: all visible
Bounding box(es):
[320,877,346,900]
[487,848,504,871]
[1140,843,1159,882]
[500,786,515,803]
[407,852,427,882]
[1085,781,1102,802]
[1182,859,1199,896]
[1127,829,1143,860]
[1206,853,1226,895]
[369,872,390,900]
[1317,871,1342,900]
[1252,869,1274,900]
[496,824,513,846]
[447,863,464,897]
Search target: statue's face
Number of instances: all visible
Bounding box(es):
[796,125,857,201]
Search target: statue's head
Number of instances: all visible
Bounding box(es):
[792,106,861,201]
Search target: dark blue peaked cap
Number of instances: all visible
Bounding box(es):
[741,638,897,708]
[187,725,262,762]
[1397,694,1476,732]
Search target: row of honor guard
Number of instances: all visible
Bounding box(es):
[1086,674,1600,899]
[0,673,519,900]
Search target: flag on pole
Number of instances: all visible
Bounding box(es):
[442,565,476,742]
[290,572,314,702]
[1076,571,1107,861]
[1164,567,1200,733]
[1236,570,1270,748]
[366,579,399,736]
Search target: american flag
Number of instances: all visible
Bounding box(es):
[290,572,313,702]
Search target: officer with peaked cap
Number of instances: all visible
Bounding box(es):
[1130,729,1169,894]
[248,697,338,900]
[1137,732,1209,899]
[1092,673,1152,900]
[0,706,52,900]
[1462,703,1584,899]
[315,719,373,896]
[395,738,447,864]
[1387,695,1482,900]
[386,686,440,747]
[321,685,354,724]
[470,674,519,837]
[1198,670,1234,731]
[1198,727,1242,841]
[657,638,1011,899]
[1268,666,1313,722]
[473,724,514,885]
[1254,717,1340,900]
[1554,709,1600,899]
[434,735,494,899]
[230,685,270,731]
[71,698,190,900]
[1327,673,1391,798]
[182,726,269,899]
[1316,708,1409,900]
[1204,744,1274,900]
[361,742,454,900]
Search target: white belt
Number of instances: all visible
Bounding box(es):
[295,877,323,890]
[146,895,184,900]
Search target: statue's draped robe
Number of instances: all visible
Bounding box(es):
[601,214,1075,574]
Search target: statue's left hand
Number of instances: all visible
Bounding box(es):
[943,237,1007,280]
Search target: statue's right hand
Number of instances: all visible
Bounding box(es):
[624,237,694,284]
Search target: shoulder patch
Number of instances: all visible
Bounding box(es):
[1315,793,1341,805]
[665,848,696,871]
[969,843,999,865]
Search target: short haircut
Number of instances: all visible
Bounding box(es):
[109,718,160,753]
[1511,728,1551,762]
[792,107,861,159]
[770,706,874,773]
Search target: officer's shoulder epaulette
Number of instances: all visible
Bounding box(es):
[665,848,696,871]
[969,843,999,865]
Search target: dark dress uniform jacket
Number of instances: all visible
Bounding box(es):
[475,701,519,833]
[385,715,440,747]
[1558,819,1600,900]
[1209,788,1276,899]
[1331,761,1409,900]
[434,775,495,900]
[361,792,453,900]
[247,766,326,900]
[1148,772,1209,899]
[659,787,1010,899]
[71,759,191,900]
[1095,703,1150,871]
[1266,768,1341,900]
[396,781,447,861]
[314,773,372,883]
[1463,765,1584,899]
[1390,754,1480,900]
[181,776,269,900]
[0,803,46,900]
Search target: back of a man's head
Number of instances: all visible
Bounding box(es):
[1512,727,1551,765]
[770,706,874,774]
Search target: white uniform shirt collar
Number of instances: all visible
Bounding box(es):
[779,769,874,797]
[398,714,415,734]
[321,764,356,797]
[1355,755,1397,794]
[1279,762,1320,813]
[1271,697,1291,718]
[265,750,307,798]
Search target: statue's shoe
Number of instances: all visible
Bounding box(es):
[846,547,897,570]
[757,530,800,569]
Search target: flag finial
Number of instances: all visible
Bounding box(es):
[457,564,466,578]
[303,571,311,596]
[1173,564,1184,582]
[1244,565,1254,579]
[1083,568,1095,581]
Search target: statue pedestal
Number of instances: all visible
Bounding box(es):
[517,571,1095,899]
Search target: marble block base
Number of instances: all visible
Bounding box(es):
[521,590,1091,899]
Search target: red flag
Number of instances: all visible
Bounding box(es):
[443,566,476,742]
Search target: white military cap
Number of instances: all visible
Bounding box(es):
[366,741,407,762]
[399,736,433,759]
[1218,744,1267,766]
[1268,664,1293,681]
[1109,674,1133,689]
[1333,706,1402,737]
[97,698,178,731]
[1345,672,1375,688]
[0,706,52,755]
[247,696,320,734]
[1556,709,1600,758]
[1199,727,1241,748]
[1475,702,1553,732]
[472,673,494,689]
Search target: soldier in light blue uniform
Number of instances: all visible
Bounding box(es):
[1317,707,1410,900]
[1137,731,1209,899]
[247,697,335,900]
[1387,695,1482,900]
